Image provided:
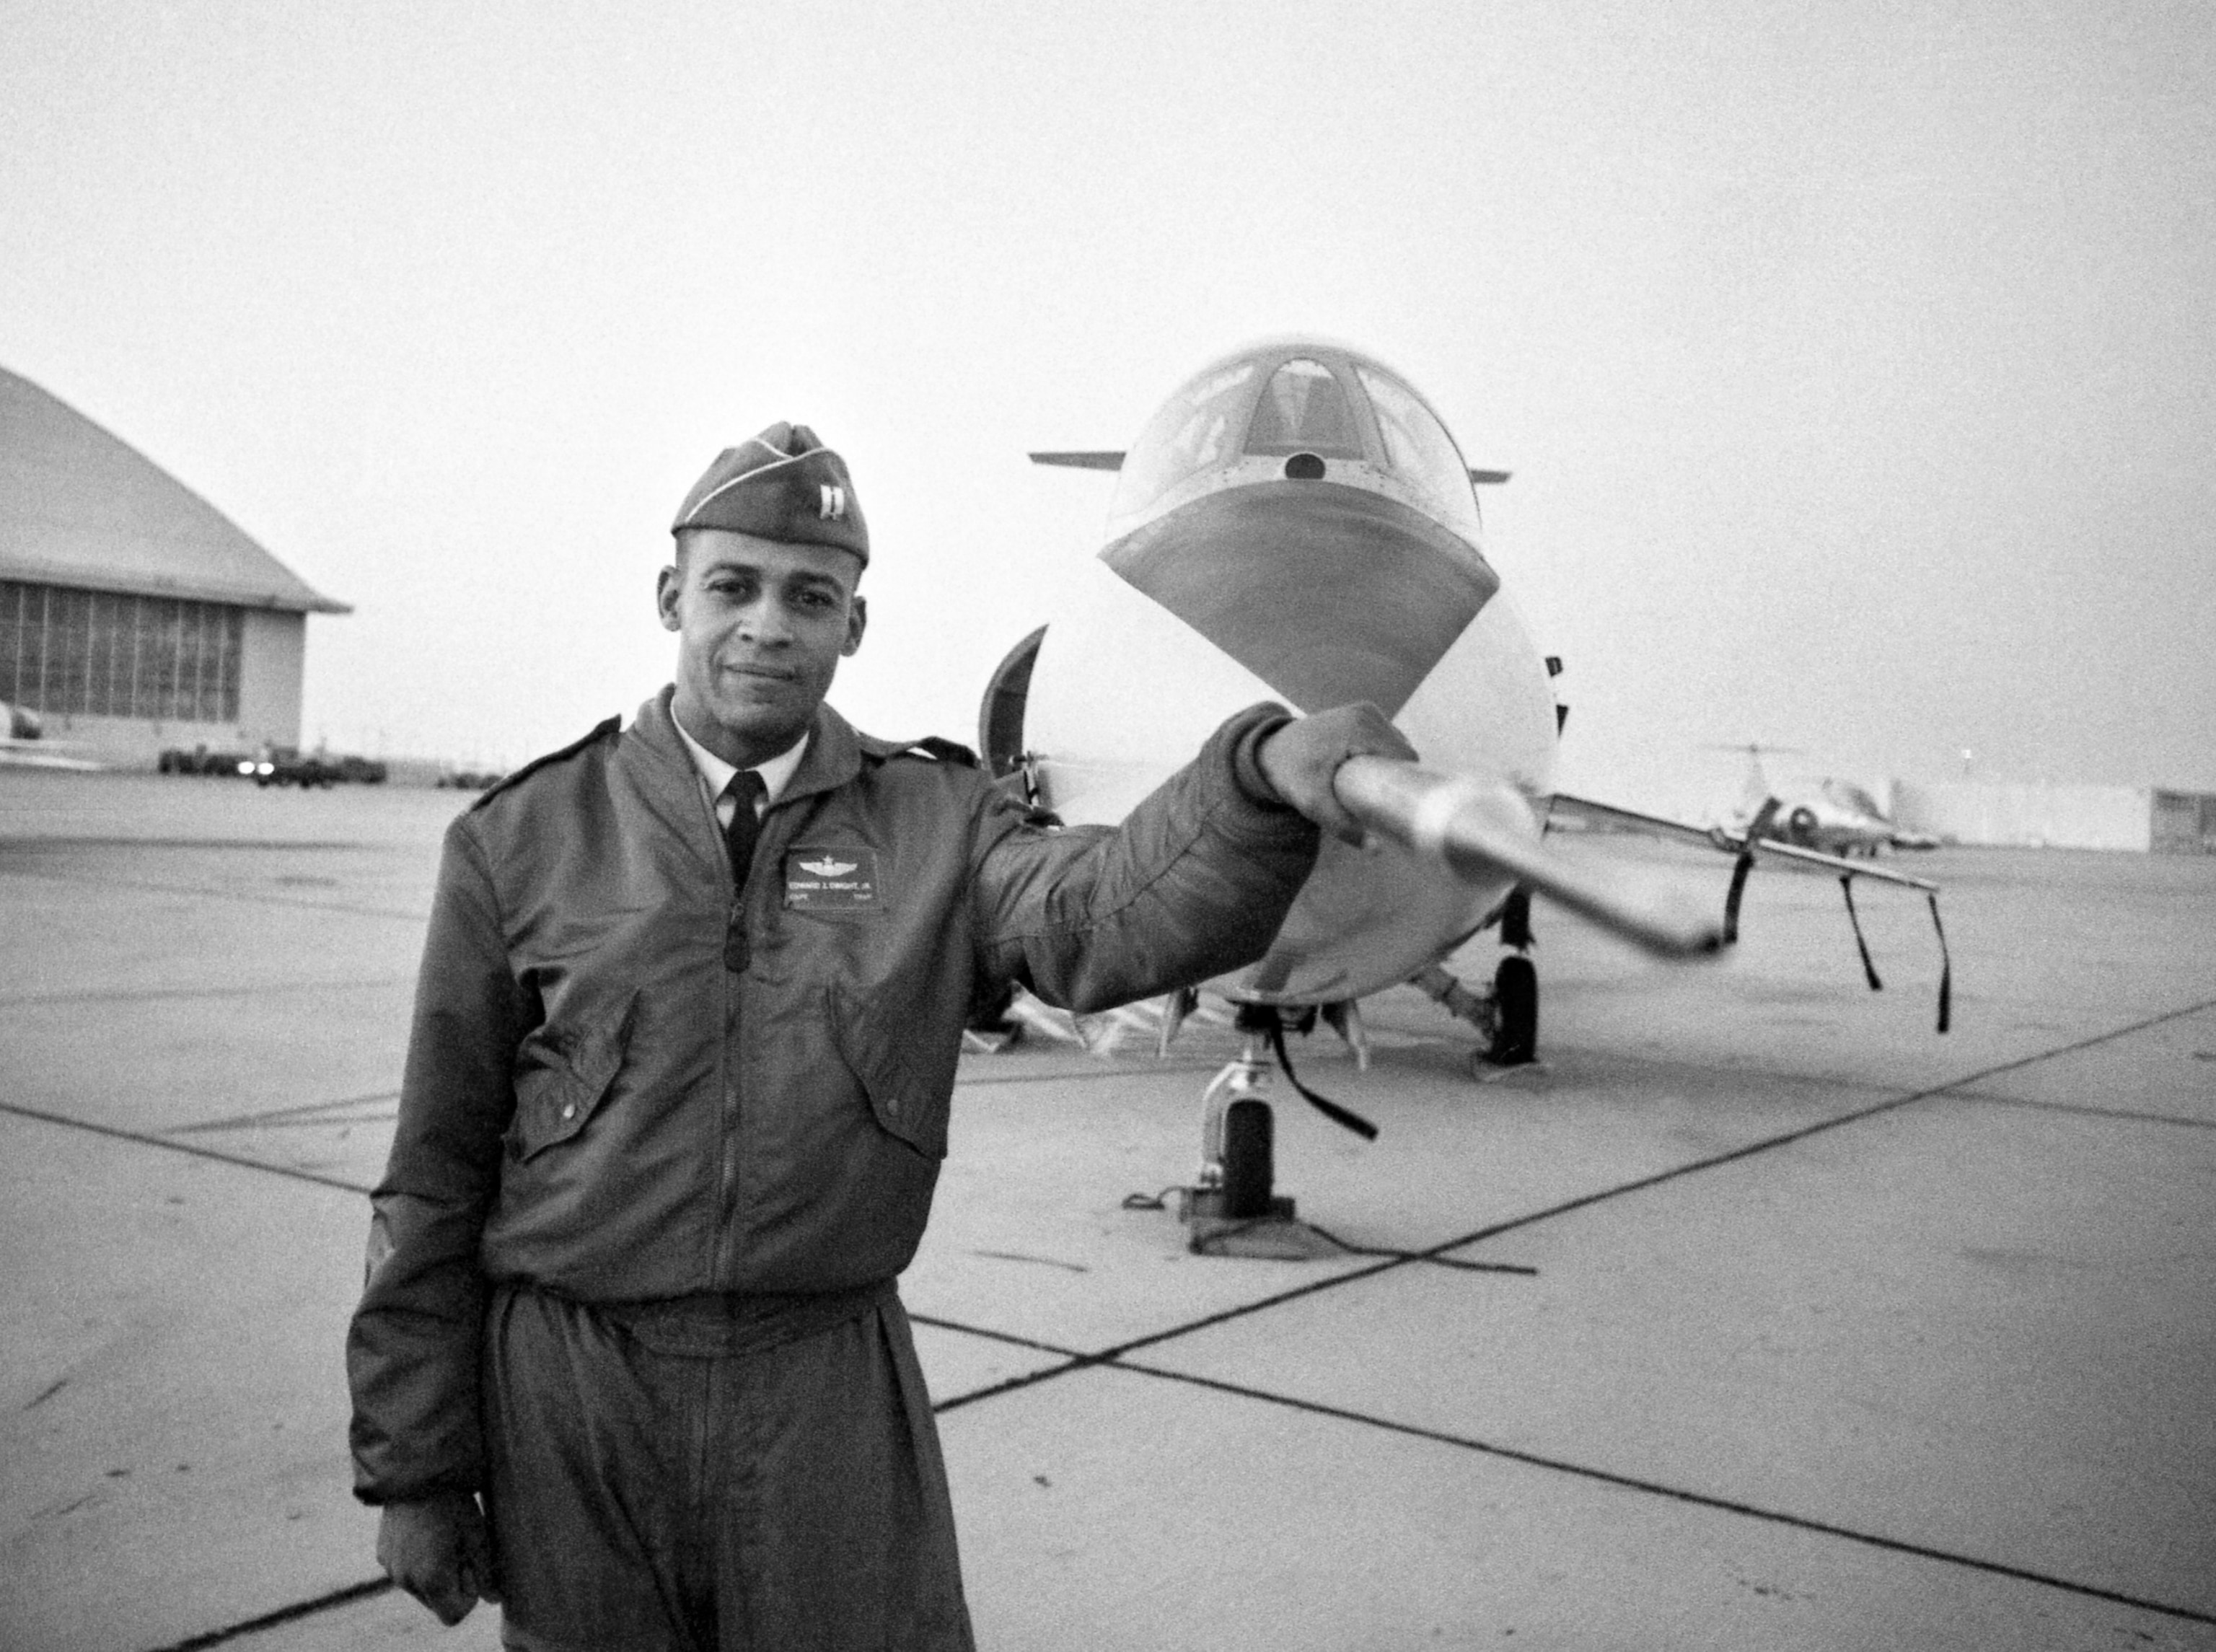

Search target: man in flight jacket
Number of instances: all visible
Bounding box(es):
[346,422,1411,1651]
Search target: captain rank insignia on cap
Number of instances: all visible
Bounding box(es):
[672,422,869,566]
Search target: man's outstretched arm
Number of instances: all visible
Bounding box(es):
[971,701,1415,1011]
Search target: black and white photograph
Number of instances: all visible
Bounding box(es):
[3,4,2212,1648]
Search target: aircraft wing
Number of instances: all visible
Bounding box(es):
[1548,789,1951,1029]
[1547,791,1936,892]
[1029,450,1126,470]
[1702,830,1938,892]
[0,743,102,770]
[1546,791,1731,854]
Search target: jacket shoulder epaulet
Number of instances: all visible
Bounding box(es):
[470,716,622,809]
[857,733,980,768]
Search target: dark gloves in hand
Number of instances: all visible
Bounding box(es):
[1255,702,1418,845]
[377,1489,500,1626]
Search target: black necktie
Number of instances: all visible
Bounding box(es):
[722,770,768,891]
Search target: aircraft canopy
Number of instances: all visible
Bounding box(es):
[1244,359,1364,459]
[1107,344,1482,542]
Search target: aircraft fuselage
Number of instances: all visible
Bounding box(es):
[1014,339,1560,1003]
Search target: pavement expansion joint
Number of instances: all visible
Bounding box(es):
[907,1312,1088,1361]
[173,1091,401,1133]
[1940,1089,2216,1132]
[0,1099,376,1196]
[1300,1223,1539,1274]
[1443,994,2216,1254]
[1112,1361,2216,1629]
[1929,994,2216,1091]
[144,1578,395,1652]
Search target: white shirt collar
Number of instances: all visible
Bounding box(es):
[671,709,810,809]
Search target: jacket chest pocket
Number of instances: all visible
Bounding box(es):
[831,985,953,1161]
[508,993,640,1161]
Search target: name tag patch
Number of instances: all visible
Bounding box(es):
[783,845,881,911]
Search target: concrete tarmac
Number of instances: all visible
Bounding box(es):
[1,768,2211,1651]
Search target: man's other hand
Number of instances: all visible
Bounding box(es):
[1256,703,1417,845]
[377,1490,500,1625]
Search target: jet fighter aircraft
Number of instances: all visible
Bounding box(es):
[0,700,100,770]
[1705,742,1940,856]
[993,339,1946,1239]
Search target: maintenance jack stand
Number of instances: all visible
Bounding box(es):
[1178,1005,1340,1260]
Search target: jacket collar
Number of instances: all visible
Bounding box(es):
[623,689,720,860]
[780,701,863,804]
[629,686,863,820]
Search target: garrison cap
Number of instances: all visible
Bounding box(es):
[671,423,869,566]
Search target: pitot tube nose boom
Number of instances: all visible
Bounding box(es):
[1332,757,1725,959]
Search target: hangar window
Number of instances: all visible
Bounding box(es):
[1244,359,1364,460]
[1355,365,1482,539]
[0,579,243,724]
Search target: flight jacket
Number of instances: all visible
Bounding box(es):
[348,687,1319,1503]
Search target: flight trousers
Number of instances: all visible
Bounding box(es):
[483,1280,975,1652]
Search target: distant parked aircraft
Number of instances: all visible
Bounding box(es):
[0,701,100,770]
[1709,742,1940,857]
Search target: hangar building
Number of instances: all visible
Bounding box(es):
[1893,781,2216,854]
[1,366,347,768]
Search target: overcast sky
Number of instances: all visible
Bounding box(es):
[4,0,2210,809]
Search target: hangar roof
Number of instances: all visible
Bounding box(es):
[0,367,348,615]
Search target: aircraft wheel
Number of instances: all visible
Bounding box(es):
[1219,1098,1275,1218]
[1487,955,1538,1066]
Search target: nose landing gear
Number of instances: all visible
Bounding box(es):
[1487,954,1539,1066]
[1407,950,1540,1069]
[1403,887,1539,1071]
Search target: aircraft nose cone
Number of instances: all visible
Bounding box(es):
[1102,482,1500,717]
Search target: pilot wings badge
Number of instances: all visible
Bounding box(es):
[783,845,880,912]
